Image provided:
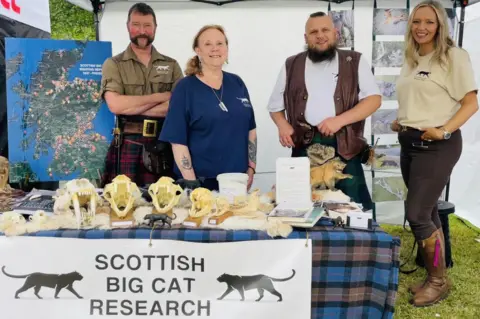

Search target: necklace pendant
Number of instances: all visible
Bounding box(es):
[219,101,228,112]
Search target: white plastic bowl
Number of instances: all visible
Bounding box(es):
[217,173,249,202]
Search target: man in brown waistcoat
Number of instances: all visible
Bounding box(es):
[100,3,183,187]
[267,11,381,210]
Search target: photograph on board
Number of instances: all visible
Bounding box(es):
[373,144,401,170]
[329,10,354,48]
[375,75,399,101]
[372,176,407,202]
[373,9,408,36]
[372,41,404,67]
[371,108,397,135]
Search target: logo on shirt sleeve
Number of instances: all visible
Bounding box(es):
[237,97,252,107]
[414,70,431,80]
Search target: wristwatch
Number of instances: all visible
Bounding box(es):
[440,127,451,140]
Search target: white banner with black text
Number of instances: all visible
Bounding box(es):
[0,0,50,33]
[0,236,312,319]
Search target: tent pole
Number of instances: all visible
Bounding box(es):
[458,4,466,48]
[91,0,101,41]
[94,12,100,41]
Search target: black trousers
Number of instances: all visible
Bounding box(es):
[398,128,462,240]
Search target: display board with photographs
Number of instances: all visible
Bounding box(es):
[369,0,408,204]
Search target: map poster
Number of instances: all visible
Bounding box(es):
[5,38,114,183]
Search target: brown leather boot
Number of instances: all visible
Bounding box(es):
[411,229,450,307]
[409,228,447,294]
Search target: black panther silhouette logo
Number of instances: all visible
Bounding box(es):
[216,269,296,302]
[2,266,83,299]
[416,70,431,79]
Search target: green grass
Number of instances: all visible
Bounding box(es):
[381,215,480,318]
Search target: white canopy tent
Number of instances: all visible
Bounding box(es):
[66,0,480,227]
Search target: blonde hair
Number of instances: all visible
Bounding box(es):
[185,25,229,76]
[404,0,455,70]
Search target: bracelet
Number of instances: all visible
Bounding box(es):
[248,166,256,174]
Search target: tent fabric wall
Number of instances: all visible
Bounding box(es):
[71,0,479,226]
[447,10,480,228]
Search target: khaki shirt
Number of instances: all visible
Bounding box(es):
[100,44,183,99]
[396,47,477,128]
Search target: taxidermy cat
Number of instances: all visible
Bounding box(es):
[310,157,353,191]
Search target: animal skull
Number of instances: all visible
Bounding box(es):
[211,196,230,217]
[0,156,9,190]
[189,187,214,218]
[0,211,26,233]
[103,175,142,218]
[229,189,260,215]
[64,178,99,228]
[148,177,183,214]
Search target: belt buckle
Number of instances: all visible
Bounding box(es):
[142,120,157,137]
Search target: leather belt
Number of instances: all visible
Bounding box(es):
[398,124,420,132]
[123,119,158,137]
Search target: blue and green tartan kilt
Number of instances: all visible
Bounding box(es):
[292,132,373,211]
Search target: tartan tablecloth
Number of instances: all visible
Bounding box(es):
[2,218,400,319]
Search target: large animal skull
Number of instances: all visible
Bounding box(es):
[103,175,142,218]
[64,178,99,228]
[0,156,9,190]
[148,177,183,214]
[189,187,214,218]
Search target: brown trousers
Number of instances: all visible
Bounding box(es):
[398,128,462,240]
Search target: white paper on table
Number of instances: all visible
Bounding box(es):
[275,157,313,210]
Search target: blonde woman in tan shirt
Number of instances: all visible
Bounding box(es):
[391,0,478,307]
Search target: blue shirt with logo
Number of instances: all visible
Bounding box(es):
[159,71,256,180]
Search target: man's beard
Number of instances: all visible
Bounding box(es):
[131,35,154,48]
[306,43,337,63]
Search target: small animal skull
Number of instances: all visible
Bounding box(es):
[0,156,9,190]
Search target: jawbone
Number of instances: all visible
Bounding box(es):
[148,177,183,214]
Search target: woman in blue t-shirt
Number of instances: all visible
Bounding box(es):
[159,25,257,191]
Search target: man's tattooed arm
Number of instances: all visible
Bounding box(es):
[171,144,196,180]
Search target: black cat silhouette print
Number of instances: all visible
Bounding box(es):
[2,265,84,299]
[216,269,296,302]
